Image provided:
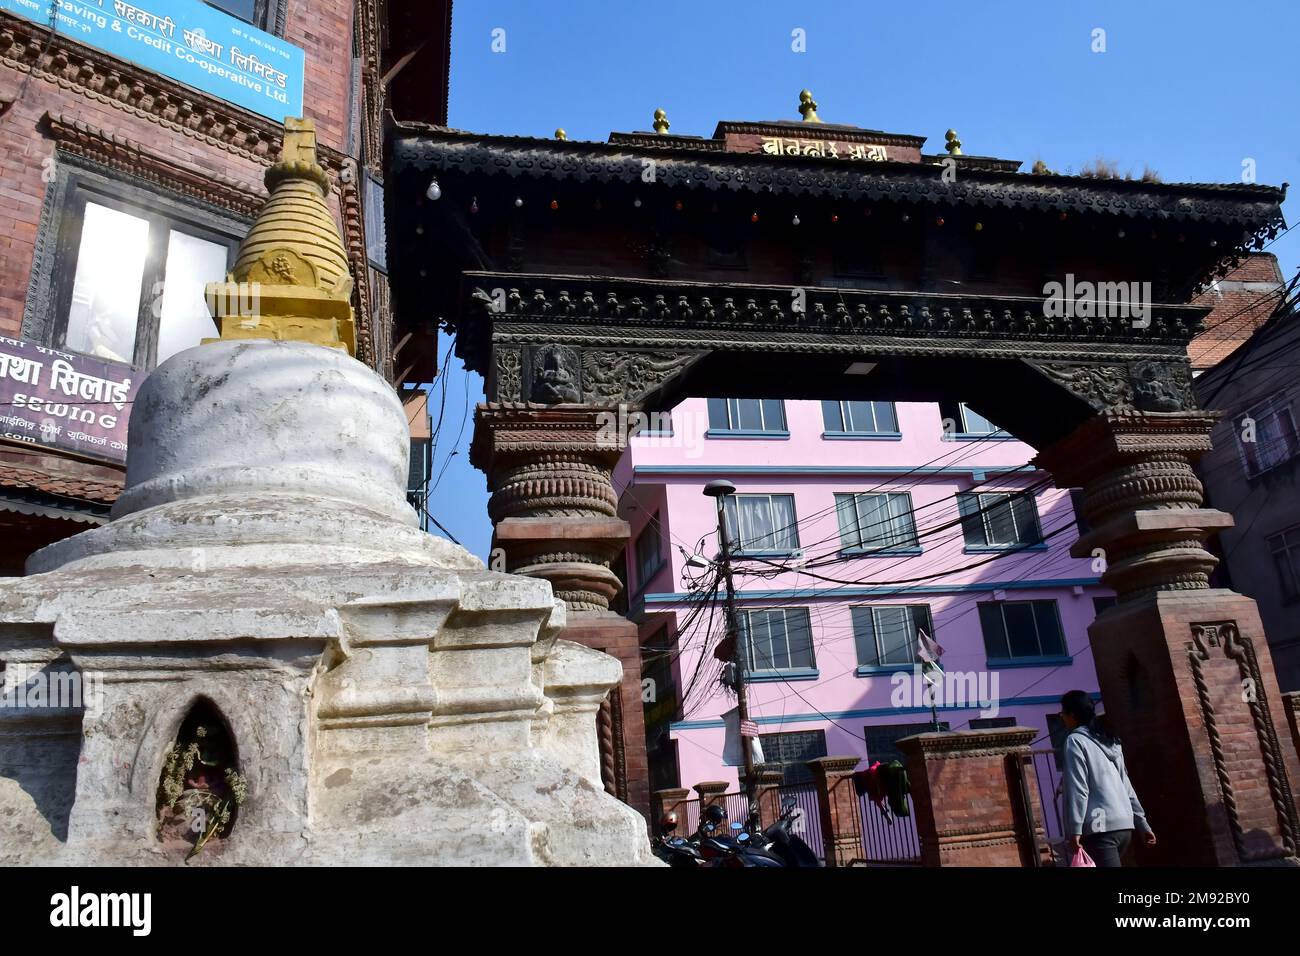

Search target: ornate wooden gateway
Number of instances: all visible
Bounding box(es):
[386,96,1298,861]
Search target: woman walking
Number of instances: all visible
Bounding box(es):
[1060,690,1156,867]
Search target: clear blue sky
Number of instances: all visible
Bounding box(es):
[425,0,1300,559]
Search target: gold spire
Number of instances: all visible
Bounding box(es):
[653,108,670,134]
[944,129,962,156]
[204,118,356,355]
[555,128,568,140]
[798,89,821,123]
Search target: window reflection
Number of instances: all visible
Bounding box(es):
[65,203,149,364]
[156,230,226,364]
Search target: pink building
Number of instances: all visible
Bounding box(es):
[616,396,1110,807]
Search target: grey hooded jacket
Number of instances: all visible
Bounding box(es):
[1062,726,1151,837]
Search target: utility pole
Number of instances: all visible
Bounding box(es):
[703,479,757,810]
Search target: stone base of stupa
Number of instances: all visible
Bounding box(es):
[0,340,656,866]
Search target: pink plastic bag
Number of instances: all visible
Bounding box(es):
[1070,846,1096,868]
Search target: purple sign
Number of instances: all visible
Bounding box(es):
[0,336,136,464]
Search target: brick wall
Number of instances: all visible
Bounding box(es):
[1190,253,1285,370]
[0,2,359,338]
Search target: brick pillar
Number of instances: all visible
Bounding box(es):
[1038,412,1300,865]
[471,403,650,820]
[807,756,862,867]
[1284,693,1300,770]
[898,728,1044,867]
[693,780,729,809]
[743,763,786,827]
[652,787,691,836]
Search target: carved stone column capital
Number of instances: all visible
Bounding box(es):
[471,403,631,612]
[1036,411,1229,602]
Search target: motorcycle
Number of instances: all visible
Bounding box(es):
[749,798,821,867]
[651,811,706,867]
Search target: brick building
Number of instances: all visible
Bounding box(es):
[0,0,451,571]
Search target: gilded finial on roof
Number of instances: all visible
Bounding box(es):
[653,108,670,134]
[944,129,962,156]
[204,117,356,356]
[799,89,821,123]
[555,128,568,140]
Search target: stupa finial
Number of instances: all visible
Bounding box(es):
[653,108,670,134]
[204,118,356,356]
[798,89,821,123]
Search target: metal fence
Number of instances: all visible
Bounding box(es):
[778,782,825,863]
[1028,748,1067,843]
[857,789,922,865]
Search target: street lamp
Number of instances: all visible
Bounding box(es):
[702,478,758,809]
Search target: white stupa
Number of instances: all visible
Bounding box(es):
[0,121,654,867]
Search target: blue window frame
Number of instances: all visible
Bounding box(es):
[743,608,815,673]
[724,494,800,554]
[978,600,1067,662]
[821,400,899,435]
[851,604,933,668]
[957,491,1043,550]
[707,398,788,436]
[835,492,920,553]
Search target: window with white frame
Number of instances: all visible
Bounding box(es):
[821,400,898,434]
[1268,525,1300,601]
[706,398,787,433]
[851,604,934,668]
[743,608,815,672]
[1238,396,1299,478]
[835,492,919,551]
[723,494,800,553]
[957,491,1043,548]
[978,600,1067,661]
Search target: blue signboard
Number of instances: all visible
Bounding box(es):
[1,0,305,121]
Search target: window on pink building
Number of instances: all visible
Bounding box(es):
[634,516,664,590]
[957,491,1043,549]
[978,600,1067,662]
[851,604,933,668]
[724,494,800,553]
[821,400,898,434]
[742,608,815,673]
[758,730,827,785]
[835,492,920,552]
[706,398,788,434]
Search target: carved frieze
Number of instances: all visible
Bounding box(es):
[580,350,700,405]
[1031,360,1200,415]
[495,347,523,402]
[1031,362,1135,412]
[1132,360,1195,412]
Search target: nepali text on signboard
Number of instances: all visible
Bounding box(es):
[1,0,305,121]
[760,137,888,162]
[0,336,136,464]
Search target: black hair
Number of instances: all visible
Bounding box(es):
[1060,690,1117,746]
